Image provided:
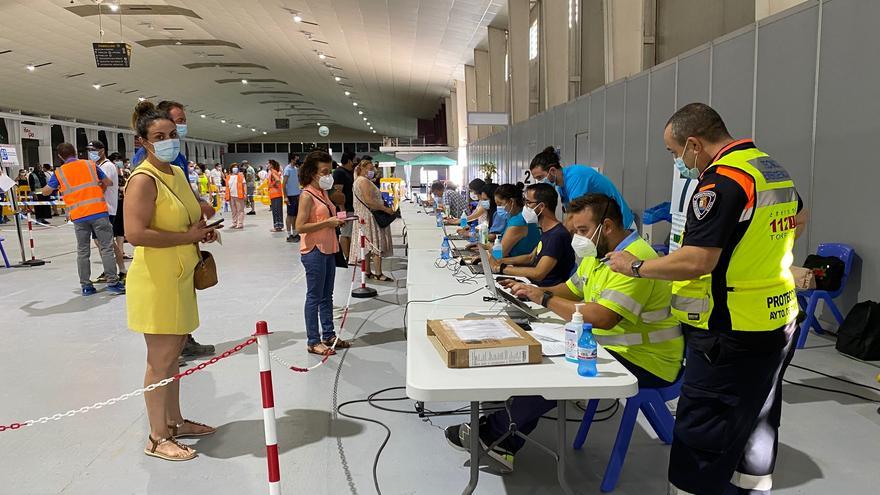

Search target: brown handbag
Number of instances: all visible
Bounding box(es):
[134,169,218,290]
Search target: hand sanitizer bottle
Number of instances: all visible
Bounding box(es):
[565,304,585,363]
[492,237,503,259]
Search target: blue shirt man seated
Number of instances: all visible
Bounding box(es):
[445,194,684,472]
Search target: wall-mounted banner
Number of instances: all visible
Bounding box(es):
[93,42,132,68]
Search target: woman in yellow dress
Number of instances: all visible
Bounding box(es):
[124,101,220,461]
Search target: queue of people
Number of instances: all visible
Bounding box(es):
[434,102,805,495]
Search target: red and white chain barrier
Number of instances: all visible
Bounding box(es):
[0,336,257,433]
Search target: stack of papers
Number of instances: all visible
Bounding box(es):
[444,319,519,342]
[529,322,567,357]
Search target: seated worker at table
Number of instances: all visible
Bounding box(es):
[445,194,684,472]
[451,178,489,229]
[529,146,635,229]
[430,180,467,219]
[487,182,575,287]
[490,183,541,257]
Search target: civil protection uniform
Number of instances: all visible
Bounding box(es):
[668,140,802,495]
[483,233,684,452]
[56,159,118,286]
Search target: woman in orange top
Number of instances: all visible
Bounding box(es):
[225,165,246,229]
[295,150,351,355]
[267,159,284,232]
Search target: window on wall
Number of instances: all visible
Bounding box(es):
[369,142,381,152]
[343,142,355,153]
[0,119,8,144]
[276,143,289,152]
[97,130,109,150]
[249,143,262,153]
[329,142,342,153]
[75,128,88,156]
[290,143,303,153]
[117,133,126,158]
[356,142,369,153]
[263,143,276,152]
[529,21,538,60]
[51,125,64,165]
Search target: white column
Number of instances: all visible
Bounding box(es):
[543,0,570,109]
[603,0,643,83]
[488,26,508,135]
[755,0,807,20]
[508,0,530,124]
[464,64,478,144]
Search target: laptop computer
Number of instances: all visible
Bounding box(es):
[477,245,544,320]
[441,222,468,242]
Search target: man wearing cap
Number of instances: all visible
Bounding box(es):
[87,141,126,282]
[243,160,257,215]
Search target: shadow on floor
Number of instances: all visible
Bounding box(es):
[773,442,824,489]
[191,408,364,459]
[19,293,116,316]
[783,377,880,405]
[355,327,406,346]
[202,330,303,358]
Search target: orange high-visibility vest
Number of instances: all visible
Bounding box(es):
[268,169,283,199]
[225,173,245,201]
[56,160,108,221]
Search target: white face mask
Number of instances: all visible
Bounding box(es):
[522,204,541,224]
[571,225,602,259]
[318,174,334,190]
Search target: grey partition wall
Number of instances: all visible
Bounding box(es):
[467,0,878,309]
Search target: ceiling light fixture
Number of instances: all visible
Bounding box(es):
[344,91,350,96]
[26,64,35,72]
[366,122,371,126]
[372,130,376,133]
[251,128,256,132]
[93,84,101,90]
[174,40,183,46]
[221,119,227,123]
[200,114,206,118]
[138,97,146,102]
[363,117,367,121]
[108,3,120,12]
[352,102,358,107]
[318,53,326,60]
[262,131,267,135]
[236,124,242,128]
[241,79,248,84]
[334,76,341,82]
[358,110,363,115]
[316,122,321,126]
[293,13,303,23]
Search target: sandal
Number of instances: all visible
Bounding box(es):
[307,343,336,356]
[322,337,352,349]
[168,419,217,439]
[372,274,393,282]
[144,435,197,461]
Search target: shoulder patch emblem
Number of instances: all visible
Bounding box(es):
[692,190,717,220]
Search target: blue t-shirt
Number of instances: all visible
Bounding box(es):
[132,147,189,177]
[534,222,576,287]
[283,164,301,196]
[489,208,508,235]
[47,159,109,223]
[504,211,542,257]
[561,165,634,228]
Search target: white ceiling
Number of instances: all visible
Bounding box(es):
[0,0,505,142]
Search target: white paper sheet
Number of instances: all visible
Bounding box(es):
[444,318,519,342]
[529,322,566,356]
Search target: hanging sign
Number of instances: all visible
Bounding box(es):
[93,42,132,68]
[0,144,20,167]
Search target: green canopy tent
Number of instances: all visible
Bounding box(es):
[369,152,405,164]
[405,154,457,166]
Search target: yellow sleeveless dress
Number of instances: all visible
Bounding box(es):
[126,161,202,335]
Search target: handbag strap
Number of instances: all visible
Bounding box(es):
[303,188,336,215]
[132,168,202,257]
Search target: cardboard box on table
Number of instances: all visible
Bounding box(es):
[427,317,542,368]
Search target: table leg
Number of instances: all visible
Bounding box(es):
[556,400,576,495]
[463,401,480,495]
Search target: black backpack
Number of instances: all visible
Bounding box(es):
[835,301,880,360]
[803,254,846,292]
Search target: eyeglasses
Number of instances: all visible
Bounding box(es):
[524,198,541,206]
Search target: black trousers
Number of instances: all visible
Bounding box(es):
[668,320,798,495]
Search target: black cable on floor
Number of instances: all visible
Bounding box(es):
[788,363,880,393]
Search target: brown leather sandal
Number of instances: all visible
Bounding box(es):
[168,419,217,439]
[307,343,336,356]
[322,337,352,349]
[144,435,197,461]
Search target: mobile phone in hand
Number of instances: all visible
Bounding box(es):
[205,217,225,229]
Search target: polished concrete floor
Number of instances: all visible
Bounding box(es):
[1,206,879,495]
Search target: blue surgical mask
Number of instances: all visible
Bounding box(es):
[149,138,180,163]
[479,200,490,210]
[674,142,700,180]
[176,124,188,139]
[88,151,100,162]
[494,207,509,221]
[114,161,123,168]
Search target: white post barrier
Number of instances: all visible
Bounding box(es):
[254,321,281,495]
[351,219,377,298]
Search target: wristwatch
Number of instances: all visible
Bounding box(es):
[499,263,507,274]
[541,291,553,308]
[631,260,644,278]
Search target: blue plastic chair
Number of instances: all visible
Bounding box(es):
[796,243,855,349]
[0,235,10,268]
[573,377,683,492]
